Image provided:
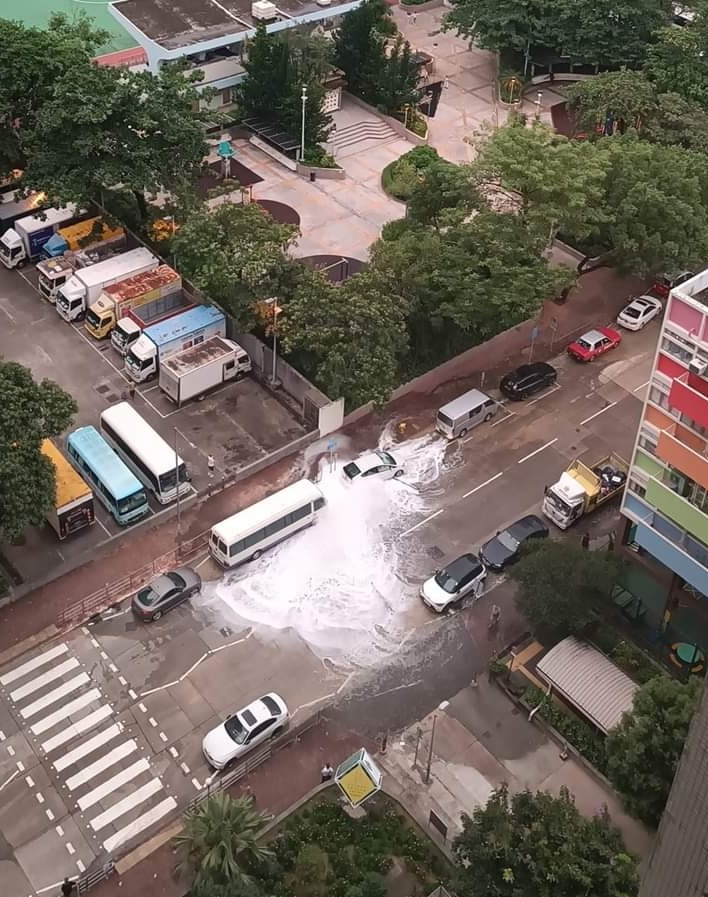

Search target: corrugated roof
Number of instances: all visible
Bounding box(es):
[536,636,638,734]
[639,681,708,897]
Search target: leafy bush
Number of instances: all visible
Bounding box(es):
[303,146,340,169]
[610,639,663,685]
[0,572,8,597]
[381,146,440,199]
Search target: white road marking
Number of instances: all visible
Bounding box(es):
[128,689,138,699]
[6,745,15,756]
[46,808,55,821]
[90,639,100,649]
[0,770,19,792]
[36,792,44,803]
[36,882,67,896]
[9,658,80,702]
[76,860,86,873]
[55,825,64,837]
[194,555,211,571]
[634,380,650,392]
[66,842,75,855]
[0,644,68,686]
[191,778,202,790]
[148,717,158,728]
[169,746,179,758]
[0,730,4,741]
[180,762,190,775]
[16,760,23,771]
[517,438,558,464]
[159,732,168,742]
[77,758,151,811]
[118,676,127,686]
[526,383,562,406]
[41,705,113,752]
[491,411,515,427]
[54,724,123,772]
[89,778,163,832]
[25,776,34,787]
[31,689,102,736]
[66,740,138,790]
[20,673,91,719]
[463,471,503,498]
[102,796,177,853]
[96,517,112,537]
[398,509,444,539]
[579,401,618,426]
[138,703,147,713]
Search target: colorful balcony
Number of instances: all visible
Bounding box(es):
[656,428,708,492]
[669,373,708,431]
[645,478,708,544]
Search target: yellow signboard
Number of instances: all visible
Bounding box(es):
[335,748,382,808]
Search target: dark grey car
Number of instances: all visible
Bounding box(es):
[479,515,549,571]
[131,566,202,622]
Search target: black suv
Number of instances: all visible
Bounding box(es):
[500,363,557,400]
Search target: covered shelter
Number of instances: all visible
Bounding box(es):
[536,636,638,734]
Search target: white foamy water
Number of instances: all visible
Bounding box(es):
[206,432,451,664]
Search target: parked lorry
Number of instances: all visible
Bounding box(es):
[111,291,195,356]
[41,216,123,259]
[542,453,629,529]
[125,305,226,383]
[0,191,44,236]
[37,230,128,303]
[85,264,181,340]
[0,205,85,269]
[56,248,158,322]
[159,336,251,405]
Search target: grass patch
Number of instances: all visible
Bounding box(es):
[590,624,666,685]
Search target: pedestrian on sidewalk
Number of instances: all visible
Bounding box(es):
[411,11,417,23]
[60,878,74,897]
[321,762,334,783]
[581,532,590,550]
[128,381,136,401]
[488,603,501,629]
[607,529,616,552]
[207,454,215,478]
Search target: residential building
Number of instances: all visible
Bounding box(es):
[109,0,360,111]
[621,269,708,609]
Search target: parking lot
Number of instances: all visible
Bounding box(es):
[0,265,307,585]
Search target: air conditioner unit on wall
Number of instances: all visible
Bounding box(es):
[252,0,277,20]
[690,358,708,376]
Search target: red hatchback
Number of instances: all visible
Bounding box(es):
[567,327,622,362]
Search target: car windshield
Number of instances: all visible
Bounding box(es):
[167,572,186,589]
[343,462,360,479]
[377,451,396,466]
[546,490,573,515]
[224,716,248,744]
[623,306,641,318]
[136,586,158,606]
[497,530,520,551]
[434,569,460,594]
[576,338,593,350]
[437,412,453,427]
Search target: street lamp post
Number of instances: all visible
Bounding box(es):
[300,86,308,162]
[265,298,281,386]
[173,427,182,553]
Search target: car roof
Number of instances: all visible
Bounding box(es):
[237,693,284,729]
[509,362,554,377]
[355,453,386,471]
[508,514,546,538]
[580,329,606,343]
[444,553,483,579]
[149,575,176,597]
[438,388,493,418]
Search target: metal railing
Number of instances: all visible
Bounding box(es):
[75,861,114,895]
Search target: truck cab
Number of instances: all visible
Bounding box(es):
[0,229,25,268]
[37,257,74,303]
[56,276,87,321]
[543,473,587,529]
[125,335,157,382]
[85,295,117,339]
[542,454,628,529]
[111,317,142,356]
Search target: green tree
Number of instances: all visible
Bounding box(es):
[453,785,639,897]
[442,0,559,61]
[406,159,479,228]
[334,0,396,102]
[0,361,77,542]
[174,793,273,890]
[292,844,330,897]
[644,23,708,105]
[509,540,621,641]
[171,201,298,328]
[566,70,657,135]
[644,92,708,154]
[238,23,292,121]
[282,268,408,408]
[22,62,209,220]
[474,120,608,245]
[0,14,108,172]
[374,35,421,115]
[606,675,701,827]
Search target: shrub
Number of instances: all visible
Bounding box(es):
[524,686,608,773]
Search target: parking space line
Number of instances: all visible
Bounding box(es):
[95,517,112,537]
[491,411,515,427]
[398,509,444,539]
[517,438,558,464]
[633,380,650,393]
[0,770,19,792]
[463,472,503,498]
[526,383,561,406]
[579,401,618,426]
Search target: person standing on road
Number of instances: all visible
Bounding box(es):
[128,382,136,401]
[607,530,616,552]
[489,604,501,629]
[581,532,590,550]
[321,762,334,783]
[207,454,215,478]
[60,878,74,897]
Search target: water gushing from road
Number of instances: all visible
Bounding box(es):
[206,433,451,663]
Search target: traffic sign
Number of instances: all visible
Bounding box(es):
[531,325,539,342]
[327,437,337,452]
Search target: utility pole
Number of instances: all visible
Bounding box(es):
[174,427,182,553]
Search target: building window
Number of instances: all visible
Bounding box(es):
[661,336,694,364]
[638,434,657,455]
[649,386,670,410]
[628,479,647,498]
[679,413,708,439]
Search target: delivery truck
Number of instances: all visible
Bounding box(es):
[36,231,128,303]
[56,248,158,322]
[125,305,226,383]
[111,291,195,356]
[0,191,44,236]
[0,205,85,269]
[542,453,629,529]
[41,216,123,259]
[41,439,95,539]
[159,336,251,406]
[85,264,181,340]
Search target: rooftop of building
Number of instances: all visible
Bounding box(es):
[111,0,340,51]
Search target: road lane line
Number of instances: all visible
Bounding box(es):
[42,705,114,752]
[491,411,515,427]
[0,643,68,686]
[398,509,444,539]
[66,740,137,790]
[77,758,150,811]
[0,770,19,792]
[9,658,80,702]
[634,380,650,392]
[54,724,123,771]
[102,796,178,852]
[20,673,91,719]
[517,438,558,464]
[579,401,618,426]
[463,471,504,498]
[31,689,102,736]
[89,778,163,832]
[525,384,562,406]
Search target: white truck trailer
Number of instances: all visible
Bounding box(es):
[0,205,84,269]
[159,336,251,405]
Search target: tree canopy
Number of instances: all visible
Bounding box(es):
[606,675,701,827]
[453,785,639,897]
[0,361,77,542]
[509,540,621,642]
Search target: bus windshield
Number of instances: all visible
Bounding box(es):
[117,490,148,515]
[159,463,189,493]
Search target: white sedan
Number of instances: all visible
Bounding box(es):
[342,450,403,482]
[202,693,289,770]
[420,553,487,613]
[616,295,662,331]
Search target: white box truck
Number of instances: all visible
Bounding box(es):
[36,230,127,303]
[55,247,158,322]
[159,336,251,405]
[0,205,83,269]
[125,305,226,383]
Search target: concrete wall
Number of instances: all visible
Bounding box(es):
[345,93,429,145]
[295,163,346,180]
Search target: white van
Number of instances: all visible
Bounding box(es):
[436,389,498,439]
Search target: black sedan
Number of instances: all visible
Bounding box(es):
[479,515,549,571]
[500,363,557,401]
[131,566,202,622]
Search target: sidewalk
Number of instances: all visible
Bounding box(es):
[90,718,375,897]
[379,679,654,863]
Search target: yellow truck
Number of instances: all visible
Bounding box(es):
[542,453,629,529]
[84,264,181,339]
[42,216,123,257]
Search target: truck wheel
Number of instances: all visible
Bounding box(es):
[251,549,262,561]
[458,428,468,438]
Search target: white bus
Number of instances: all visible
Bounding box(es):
[209,479,326,567]
[99,401,191,504]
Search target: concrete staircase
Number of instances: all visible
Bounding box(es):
[329,118,398,150]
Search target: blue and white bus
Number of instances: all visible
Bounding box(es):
[66,426,149,526]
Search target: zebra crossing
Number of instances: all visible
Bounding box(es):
[0,639,177,855]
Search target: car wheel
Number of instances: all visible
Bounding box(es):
[393,469,404,478]
[484,412,493,422]
[151,610,162,622]
[251,549,262,561]
[458,428,468,438]
[271,726,285,739]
